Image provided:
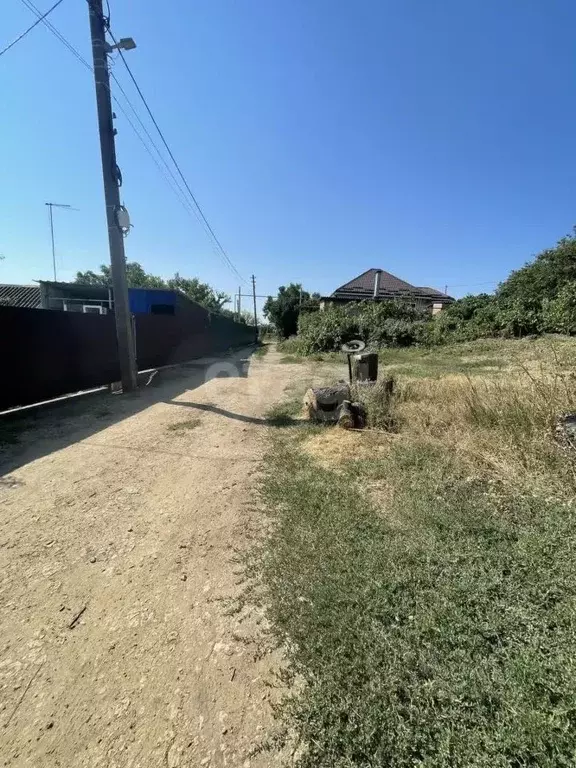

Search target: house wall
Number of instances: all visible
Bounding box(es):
[432,302,444,315]
[128,288,175,314]
[41,284,111,312]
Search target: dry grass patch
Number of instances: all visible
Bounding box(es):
[393,365,576,499]
[301,429,382,469]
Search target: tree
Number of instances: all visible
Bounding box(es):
[75,262,230,312]
[166,273,229,311]
[236,309,256,326]
[75,262,164,288]
[542,281,576,335]
[263,284,320,338]
[497,229,576,308]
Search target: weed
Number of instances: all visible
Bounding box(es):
[265,397,302,427]
[253,344,270,358]
[279,355,304,364]
[352,376,398,430]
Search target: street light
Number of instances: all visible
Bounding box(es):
[105,37,136,53]
[45,202,79,282]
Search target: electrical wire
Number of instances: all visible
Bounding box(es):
[1,0,65,58]
[20,0,195,216]
[444,281,499,289]
[103,17,246,283]
[20,0,92,69]
[19,0,246,280]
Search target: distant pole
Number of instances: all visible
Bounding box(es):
[88,0,137,392]
[444,284,448,295]
[45,202,76,282]
[237,285,242,321]
[251,275,258,341]
[48,204,56,280]
[299,285,302,307]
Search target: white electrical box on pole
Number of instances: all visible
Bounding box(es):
[87,0,137,392]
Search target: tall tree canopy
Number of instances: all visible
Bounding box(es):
[263,283,320,338]
[75,262,230,312]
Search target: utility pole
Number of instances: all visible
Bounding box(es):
[237,285,242,321]
[251,275,258,341]
[45,202,77,282]
[88,0,137,392]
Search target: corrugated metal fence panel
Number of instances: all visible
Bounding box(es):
[135,314,212,370]
[209,313,256,351]
[134,313,254,370]
[0,306,121,410]
[0,306,255,411]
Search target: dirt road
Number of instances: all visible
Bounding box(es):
[0,347,310,768]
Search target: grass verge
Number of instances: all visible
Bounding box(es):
[252,337,576,766]
[253,343,270,358]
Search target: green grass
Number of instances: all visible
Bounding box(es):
[251,337,576,766]
[264,396,303,427]
[279,355,305,364]
[166,417,201,431]
[278,335,576,379]
[253,344,270,358]
[256,435,576,767]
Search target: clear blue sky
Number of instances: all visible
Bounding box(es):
[1,0,576,312]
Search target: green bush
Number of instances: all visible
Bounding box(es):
[542,281,576,335]
[289,229,576,353]
[297,302,429,353]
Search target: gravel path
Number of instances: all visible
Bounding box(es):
[0,347,303,768]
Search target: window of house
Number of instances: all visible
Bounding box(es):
[150,304,175,315]
[83,305,106,314]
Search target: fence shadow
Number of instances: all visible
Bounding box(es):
[0,347,254,478]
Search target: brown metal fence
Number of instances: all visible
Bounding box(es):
[0,306,254,411]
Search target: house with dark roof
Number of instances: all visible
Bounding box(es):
[321,268,453,315]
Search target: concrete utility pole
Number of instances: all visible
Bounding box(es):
[87,0,137,392]
[237,285,242,321]
[251,275,258,341]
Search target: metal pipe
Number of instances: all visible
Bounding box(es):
[373,269,382,298]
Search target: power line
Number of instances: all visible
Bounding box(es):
[20,0,92,69]
[0,0,65,58]
[20,0,195,216]
[103,18,246,283]
[19,0,246,282]
[444,281,499,289]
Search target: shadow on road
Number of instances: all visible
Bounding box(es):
[0,347,255,478]
[166,400,267,426]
